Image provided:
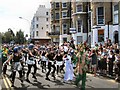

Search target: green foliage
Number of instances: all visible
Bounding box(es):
[0,29,26,44]
[15,29,26,44]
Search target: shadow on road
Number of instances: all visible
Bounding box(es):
[35,73,43,77]
[29,80,50,89]
[50,79,64,86]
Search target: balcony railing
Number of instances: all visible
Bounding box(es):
[48,31,60,36]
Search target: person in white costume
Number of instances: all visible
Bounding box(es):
[63,53,74,82]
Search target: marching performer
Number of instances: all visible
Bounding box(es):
[75,45,88,90]
[6,47,23,87]
[2,44,8,74]
[45,49,56,81]
[63,52,74,82]
[26,44,38,83]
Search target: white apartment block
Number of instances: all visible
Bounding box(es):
[30,5,51,44]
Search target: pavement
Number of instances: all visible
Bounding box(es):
[0,63,120,90]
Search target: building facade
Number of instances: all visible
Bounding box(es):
[91,2,119,46]
[30,5,51,44]
[48,2,61,45]
[49,1,72,45]
[49,1,120,46]
[72,1,91,45]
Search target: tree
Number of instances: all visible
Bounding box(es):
[8,28,15,37]
[15,29,26,44]
[3,31,14,43]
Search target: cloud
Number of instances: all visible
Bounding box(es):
[0,0,51,35]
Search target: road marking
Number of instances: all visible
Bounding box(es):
[5,75,12,87]
[2,75,9,90]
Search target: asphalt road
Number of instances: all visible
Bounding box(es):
[1,63,119,90]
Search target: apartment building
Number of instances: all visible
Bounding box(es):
[48,2,60,45]
[30,5,51,44]
[49,1,73,45]
[72,2,91,45]
[91,2,119,46]
[49,1,120,46]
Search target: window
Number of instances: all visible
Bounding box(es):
[63,38,67,42]
[46,25,48,28]
[114,14,118,24]
[77,20,82,32]
[77,36,83,44]
[56,26,60,32]
[76,5,82,12]
[36,17,39,21]
[33,31,35,37]
[52,3,54,8]
[62,24,67,34]
[114,4,118,11]
[98,29,104,42]
[46,18,48,21]
[56,2,59,8]
[97,7,104,24]
[56,38,59,42]
[113,4,118,24]
[62,11,67,18]
[51,14,54,20]
[62,3,67,8]
[32,25,35,29]
[55,13,59,19]
[36,31,39,36]
[36,24,39,28]
[63,30,67,34]
[46,12,48,15]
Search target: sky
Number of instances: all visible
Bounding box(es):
[0,0,51,37]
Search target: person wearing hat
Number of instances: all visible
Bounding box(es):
[45,49,56,81]
[26,43,38,83]
[2,45,8,65]
[6,47,23,87]
[2,44,8,75]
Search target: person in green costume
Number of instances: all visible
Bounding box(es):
[75,45,88,90]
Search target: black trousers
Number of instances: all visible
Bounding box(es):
[12,70,22,84]
[108,62,113,76]
[3,64,7,74]
[26,61,37,79]
[117,63,120,77]
[46,62,56,78]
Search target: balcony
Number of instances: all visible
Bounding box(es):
[72,12,87,16]
[48,31,60,37]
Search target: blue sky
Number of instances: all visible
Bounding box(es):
[0,0,50,37]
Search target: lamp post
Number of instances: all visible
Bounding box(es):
[19,17,31,42]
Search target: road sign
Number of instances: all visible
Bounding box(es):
[69,28,76,34]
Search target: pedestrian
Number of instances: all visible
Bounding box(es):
[108,50,115,76]
[115,50,120,81]
[2,44,8,74]
[54,52,63,75]
[90,49,97,77]
[75,46,88,90]
[41,50,47,73]
[63,52,74,82]
[45,49,56,81]
[5,47,23,87]
[26,44,37,83]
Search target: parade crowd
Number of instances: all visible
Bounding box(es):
[1,38,120,90]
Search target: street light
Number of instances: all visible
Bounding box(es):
[19,17,31,41]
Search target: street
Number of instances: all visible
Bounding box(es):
[0,64,119,90]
